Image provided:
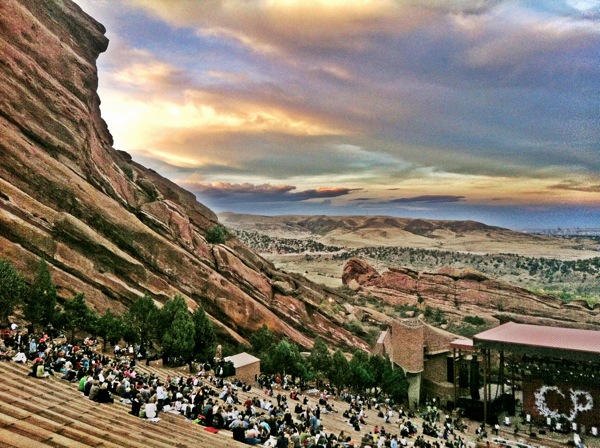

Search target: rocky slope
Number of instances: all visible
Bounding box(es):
[342,258,600,331]
[0,0,368,351]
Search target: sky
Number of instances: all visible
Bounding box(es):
[73,0,600,230]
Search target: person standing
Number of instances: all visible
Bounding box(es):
[28,337,37,360]
[156,382,166,412]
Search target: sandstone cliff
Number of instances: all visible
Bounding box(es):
[342,258,600,330]
[0,0,368,351]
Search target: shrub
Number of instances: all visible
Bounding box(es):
[343,320,365,336]
[463,315,485,326]
[205,224,230,244]
[121,164,134,181]
[136,178,159,201]
[585,297,599,310]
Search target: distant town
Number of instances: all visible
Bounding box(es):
[523,228,600,237]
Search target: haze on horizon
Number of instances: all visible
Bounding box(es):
[74,0,600,230]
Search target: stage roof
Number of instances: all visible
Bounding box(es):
[473,322,600,361]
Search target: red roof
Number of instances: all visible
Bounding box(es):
[474,322,600,355]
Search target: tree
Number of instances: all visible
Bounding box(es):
[159,295,196,365]
[123,294,159,351]
[24,259,58,332]
[192,305,217,362]
[157,295,188,337]
[328,349,349,394]
[381,368,409,404]
[370,353,409,403]
[249,324,277,374]
[95,310,124,351]
[369,354,390,397]
[57,293,97,344]
[348,350,375,393]
[0,259,26,325]
[163,309,195,367]
[271,339,306,380]
[249,323,275,355]
[308,337,331,387]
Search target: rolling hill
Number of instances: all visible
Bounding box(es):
[219,212,599,259]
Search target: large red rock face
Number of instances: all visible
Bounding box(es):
[343,258,600,329]
[0,0,368,351]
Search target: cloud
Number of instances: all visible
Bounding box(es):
[548,181,600,193]
[73,0,600,227]
[181,182,360,204]
[128,1,433,53]
[391,195,467,204]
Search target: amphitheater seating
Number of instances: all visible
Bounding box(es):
[0,360,245,448]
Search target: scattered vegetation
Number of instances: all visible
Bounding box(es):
[235,230,600,303]
[120,164,134,181]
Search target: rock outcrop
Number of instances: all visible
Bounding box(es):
[343,258,600,330]
[0,0,368,351]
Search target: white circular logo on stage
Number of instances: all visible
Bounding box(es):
[534,385,593,421]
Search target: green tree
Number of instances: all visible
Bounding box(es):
[24,259,58,332]
[95,309,124,351]
[368,353,409,402]
[381,368,409,404]
[57,293,97,344]
[157,295,188,337]
[369,354,390,397]
[249,323,276,355]
[0,259,26,325]
[348,350,375,393]
[163,308,195,367]
[271,339,307,380]
[159,296,195,364]
[123,294,159,351]
[308,337,331,387]
[192,305,217,362]
[329,349,349,394]
[249,324,277,374]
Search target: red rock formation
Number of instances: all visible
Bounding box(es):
[342,258,381,288]
[343,259,600,329]
[0,0,368,351]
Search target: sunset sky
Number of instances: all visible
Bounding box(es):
[73,0,600,229]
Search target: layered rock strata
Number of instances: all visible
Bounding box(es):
[343,258,599,329]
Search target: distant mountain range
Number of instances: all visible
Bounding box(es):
[220,213,600,333]
[219,213,599,259]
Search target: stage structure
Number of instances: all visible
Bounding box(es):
[472,322,600,435]
[375,319,460,408]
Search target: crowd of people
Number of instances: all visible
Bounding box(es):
[0,323,537,448]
